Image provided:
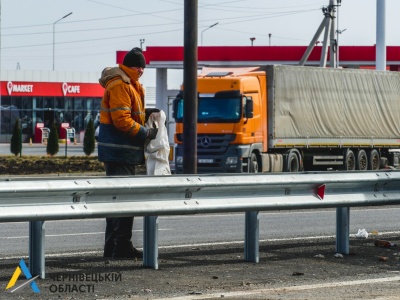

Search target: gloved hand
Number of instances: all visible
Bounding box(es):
[146,128,158,140]
[145,108,160,123]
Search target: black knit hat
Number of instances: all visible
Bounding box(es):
[122,47,146,68]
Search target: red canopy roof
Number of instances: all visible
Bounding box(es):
[117,46,400,70]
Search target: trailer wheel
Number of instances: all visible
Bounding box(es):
[343,149,355,171]
[368,149,380,170]
[249,153,259,173]
[356,150,368,171]
[286,151,300,172]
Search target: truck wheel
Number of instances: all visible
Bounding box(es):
[343,149,355,171]
[368,149,380,170]
[356,150,368,171]
[249,153,259,173]
[286,151,300,172]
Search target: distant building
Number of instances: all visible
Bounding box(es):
[0,70,155,143]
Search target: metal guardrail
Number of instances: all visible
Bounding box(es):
[1,170,400,278]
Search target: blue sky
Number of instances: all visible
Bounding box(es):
[2,0,399,88]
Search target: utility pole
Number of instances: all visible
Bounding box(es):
[328,0,337,68]
[376,0,386,71]
[183,0,198,174]
[335,0,343,67]
[299,0,339,68]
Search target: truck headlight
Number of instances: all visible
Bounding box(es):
[226,157,237,164]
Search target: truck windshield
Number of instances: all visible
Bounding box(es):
[175,97,241,123]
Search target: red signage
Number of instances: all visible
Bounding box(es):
[1,81,104,97]
[117,46,400,66]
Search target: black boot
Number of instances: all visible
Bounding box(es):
[103,241,114,258]
[112,241,143,259]
[103,218,115,258]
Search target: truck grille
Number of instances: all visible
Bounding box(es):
[175,134,238,172]
[197,134,234,156]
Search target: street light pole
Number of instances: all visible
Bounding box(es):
[336,28,346,66]
[200,22,218,46]
[53,12,72,71]
[64,127,68,158]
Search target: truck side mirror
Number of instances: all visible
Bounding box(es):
[172,98,179,119]
[172,92,184,120]
[244,97,254,118]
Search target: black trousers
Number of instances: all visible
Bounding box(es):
[103,162,136,257]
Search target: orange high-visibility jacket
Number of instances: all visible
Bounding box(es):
[97,65,148,164]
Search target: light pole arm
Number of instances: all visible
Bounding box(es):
[53,12,72,71]
[54,12,72,25]
[200,22,218,46]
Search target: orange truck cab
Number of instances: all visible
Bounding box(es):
[173,67,269,173]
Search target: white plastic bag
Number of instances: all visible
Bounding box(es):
[145,110,171,175]
[355,228,368,239]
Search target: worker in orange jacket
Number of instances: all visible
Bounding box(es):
[98,47,159,259]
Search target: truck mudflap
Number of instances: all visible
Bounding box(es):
[387,150,400,168]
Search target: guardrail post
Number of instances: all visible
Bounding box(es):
[336,207,350,254]
[244,211,259,263]
[143,216,159,269]
[29,221,45,278]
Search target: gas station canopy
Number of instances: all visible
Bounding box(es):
[117,46,400,71]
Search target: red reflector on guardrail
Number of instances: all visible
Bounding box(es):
[317,184,325,200]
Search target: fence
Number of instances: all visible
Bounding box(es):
[1,170,400,278]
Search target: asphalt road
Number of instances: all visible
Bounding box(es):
[1,207,400,299]
[1,207,400,257]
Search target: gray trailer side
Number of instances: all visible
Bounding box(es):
[265,65,400,149]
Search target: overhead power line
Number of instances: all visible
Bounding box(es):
[3,7,319,39]
[3,6,183,31]
[1,3,322,52]
[2,21,183,37]
[1,27,183,50]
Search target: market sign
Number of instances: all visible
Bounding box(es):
[2,81,103,97]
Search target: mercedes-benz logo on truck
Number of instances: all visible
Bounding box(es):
[201,136,211,148]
